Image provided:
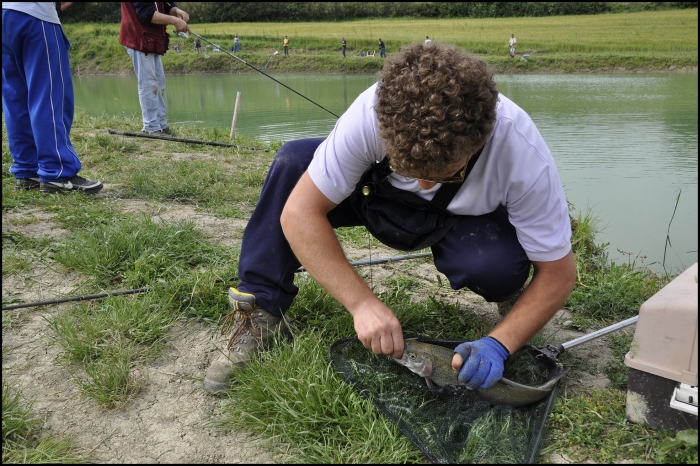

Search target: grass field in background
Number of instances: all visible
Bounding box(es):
[189,9,698,53]
[63,9,698,75]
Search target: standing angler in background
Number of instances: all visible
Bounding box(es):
[204,42,576,395]
[509,34,517,58]
[283,35,289,56]
[379,38,386,58]
[2,1,103,194]
[119,2,191,135]
[232,34,239,53]
[341,36,347,58]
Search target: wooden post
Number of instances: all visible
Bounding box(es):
[230,91,241,140]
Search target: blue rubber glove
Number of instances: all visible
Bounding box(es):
[454,336,510,390]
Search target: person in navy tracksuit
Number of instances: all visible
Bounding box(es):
[2,2,103,193]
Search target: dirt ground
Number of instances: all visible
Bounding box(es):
[2,198,626,464]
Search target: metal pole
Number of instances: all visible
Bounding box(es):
[561,315,639,351]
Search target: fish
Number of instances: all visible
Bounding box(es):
[393,340,568,408]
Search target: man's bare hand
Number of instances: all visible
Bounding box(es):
[60,2,73,10]
[352,301,404,358]
[173,18,191,34]
[171,7,189,22]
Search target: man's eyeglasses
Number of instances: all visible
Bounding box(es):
[390,158,468,184]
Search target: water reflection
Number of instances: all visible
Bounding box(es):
[72,73,698,273]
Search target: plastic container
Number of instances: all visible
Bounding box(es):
[624,262,698,431]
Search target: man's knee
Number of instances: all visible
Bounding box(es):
[275,138,325,162]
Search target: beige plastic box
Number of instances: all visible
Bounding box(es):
[624,262,698,431]
[625,262,698,385]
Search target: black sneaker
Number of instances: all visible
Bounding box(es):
[15,177,41,190]
[40,175,103,194]
[161,127,176,137]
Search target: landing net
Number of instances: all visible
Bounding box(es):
[329,335,561,464]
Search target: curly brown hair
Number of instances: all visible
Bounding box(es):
[375,42,499,178]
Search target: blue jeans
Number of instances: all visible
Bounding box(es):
[237,139,531,316]
[380,47,386,58]
[233,44,240,53]
[126,47,167,133]
[2,9,82,181]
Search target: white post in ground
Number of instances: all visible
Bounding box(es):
[230,91,241,140]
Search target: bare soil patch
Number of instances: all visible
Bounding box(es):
[2,195,622,463]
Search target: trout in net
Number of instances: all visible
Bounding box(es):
[394,340,568,408]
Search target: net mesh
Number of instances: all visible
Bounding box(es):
[329,335,561,464]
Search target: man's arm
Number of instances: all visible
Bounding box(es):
[281,171,405,358]
[488,250,575,353]
[133,3,191,33]
[150,10,190,33]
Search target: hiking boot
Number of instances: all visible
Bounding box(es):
[496,281,529,318]
[15,177,40,190]
[40,175,103,194]
[204,288,292,394]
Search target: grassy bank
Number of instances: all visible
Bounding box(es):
[64,9,698,75]
[3,111,697,463]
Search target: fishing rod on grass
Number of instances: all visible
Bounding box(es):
[179,31,340,119]
[1,252,432,311]
[107,129,269,151]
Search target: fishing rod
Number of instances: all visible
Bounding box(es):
[1,252,432,311]
[107,129,269,151]
[181,31,340,119]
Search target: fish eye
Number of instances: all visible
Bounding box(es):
[408,352,416,360]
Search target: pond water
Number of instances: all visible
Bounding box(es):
[72,72,698,274]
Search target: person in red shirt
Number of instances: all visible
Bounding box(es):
[119,2,190,135]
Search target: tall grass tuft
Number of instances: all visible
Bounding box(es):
[46,294,178,408]
[53,215,231,288]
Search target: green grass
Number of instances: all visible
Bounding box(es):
[62,9,698,75]
[2,381,87,463]
[2,232,57,279]
[602,332,635,390]
[53,215,233,288]
[545,388,698,464]
[46,293,177,409]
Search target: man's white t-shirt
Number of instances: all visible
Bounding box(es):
[509,37,517,47]
[307,83,571,263]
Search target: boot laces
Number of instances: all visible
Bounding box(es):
[220,301,261,350]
